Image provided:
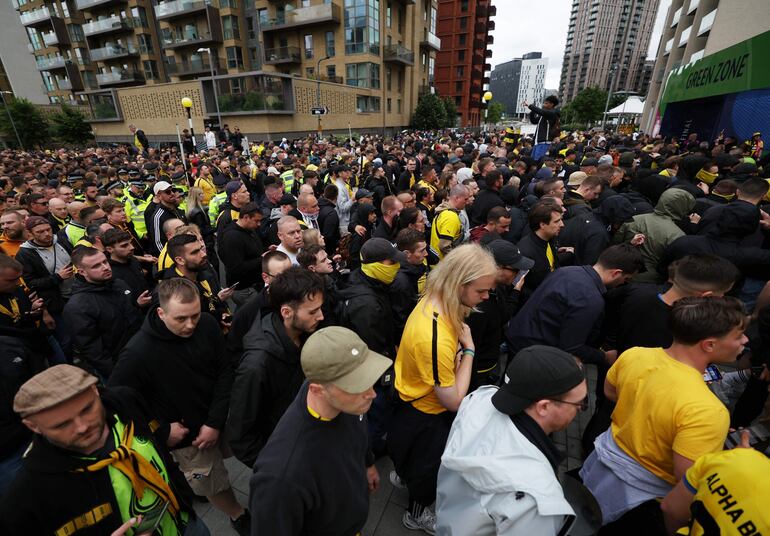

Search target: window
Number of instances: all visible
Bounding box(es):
[455,81,462,92]
[223,16,240,40]
[306,67,314,77]
[456,66,464,77]
[257,8,268,26]
[345,62,380,88]
[397,98,401,113]
[131,7,148,28]
[220,0,237,7]
[304,34,314,58]
[226,46,243,68]
[60,1,68,18]
[344,0,380,55]
[459,17,467,29]
[458,34,466,45]
[68,24,84,43]
[143,60,158,80]
[387,97,391,112]
[28,28,43,51]
[137,34,153,54]
[455,96,462,106]
[247,17,255,39]
[430,6,437,33]
[356,95,380,113]
[325,31,335,57]
[458,50,465,61]
[386,2,391,27]
[460,0,468,12]
[386,66,392,90]
[326,65,336,80]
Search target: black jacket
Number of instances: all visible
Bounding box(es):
[390,262,427,341]
[0,387,195,536]
[218,222,264,290]
[559,213,610,266]
[63,276,143,379]
[317,197,341,256]
[528,104,560,143]
[339,270,396,358]
[110,311,233,446]
[157,267,227,320]
[14,240,69,313]
[144,202,186,256]
[0,335,39,458]
[250,382,372,536]
[468,188,504,227]
[516,232,560,295]
[227,289,271,365]
[467,285,520,369]
[108,257,149,299]
[227,312,304,467]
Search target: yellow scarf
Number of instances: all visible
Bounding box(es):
[361,261,400,285]
[76,420,180,516]
[0,296,20,322]
[695,168,718,184]
[546,243,556,271]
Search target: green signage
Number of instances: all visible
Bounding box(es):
[659,29,770,113]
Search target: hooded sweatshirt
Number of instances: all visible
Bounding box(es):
[616,188,695,282]
[15,237,73,313]
[436,386,575,535]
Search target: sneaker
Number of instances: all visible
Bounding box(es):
[402,508,436,534]
[231,510,251,536]
[389,470,406,489]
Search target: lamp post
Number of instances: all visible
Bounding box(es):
[0,91,23,150]
[197,47,222,129]
[482,91,493,131]
[181,97,196,151]
[601,65,617,131]
[316,55,330,138]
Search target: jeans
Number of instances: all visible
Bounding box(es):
[184,516,212,536]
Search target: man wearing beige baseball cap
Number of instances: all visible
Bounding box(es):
[0,365,206,535]
[249,326,392,535]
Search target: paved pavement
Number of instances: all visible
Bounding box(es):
[196,365,599,535]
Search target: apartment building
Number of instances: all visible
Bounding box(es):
[641,0,770,141]
[559,0,659,104]
[81,0,439,141]
[434,0,494,127]
[489,52,547,119]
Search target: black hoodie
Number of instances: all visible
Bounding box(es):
[109,310,233,447]
[63,276,143,379]
[226,312,304,467]
[0,387,195,536]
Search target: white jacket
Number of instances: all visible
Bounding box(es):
[436,386,576,536]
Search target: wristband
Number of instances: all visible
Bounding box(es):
[461,348,475,357]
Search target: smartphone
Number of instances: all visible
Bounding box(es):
[133,500,169,534]
[227,281,240,290]
[703,364,722,383]
[512,269,529,288]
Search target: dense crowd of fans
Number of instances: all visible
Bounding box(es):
[1,105,769,535]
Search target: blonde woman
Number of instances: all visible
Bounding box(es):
[387,243,497,533]
[185,187,217,267]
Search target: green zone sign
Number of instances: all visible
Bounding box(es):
[660,30,770,112]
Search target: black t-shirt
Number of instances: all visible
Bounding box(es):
[608,283,673,354]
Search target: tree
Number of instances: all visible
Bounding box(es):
[0,98,49,149]
[411,93,447,130]
[50,104,93,145]
[440,96,458,128]
[561,86,631,127]
[486,101,504,125]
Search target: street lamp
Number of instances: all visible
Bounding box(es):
[482,91,493,130]
[181,97,196,150]
[601,65,618,131]
[0,91,23,150]
[197,47,222,129]
[316,55,330,138]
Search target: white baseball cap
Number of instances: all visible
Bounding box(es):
[153,181,173,195]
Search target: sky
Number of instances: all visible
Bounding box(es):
[489,0,672,90]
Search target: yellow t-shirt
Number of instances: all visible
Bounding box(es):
[683,448,770,535]
[395,298,458,415]
[607,347,729,484]
[430,210,462,261]
[194,176,216,206]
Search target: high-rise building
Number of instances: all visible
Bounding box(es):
[0,0,49,103]
[434,0,495,127]
[559,0,659,103]
[489,52,547,118]
[641,0,770,139]
[489,58,521,116]
[77,0,440,141]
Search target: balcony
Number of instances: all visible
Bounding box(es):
[42,32,61,46]
[486,34,494,45]
[57,79,72,90]
[261,3,341,32]
[664,37,673,54]
[420,31,440,51]
[162,30,222,49]
[485,49,492,58]
[154,0,209,21]
[96,69,144,86]
[687,0,699,15]
[383,44,414,66]
[484,62,492,72]
[20,6,52,26]
[75,0,123,10]
[488,20,495,31]
[166,57,219,76]
[89,43,139,61]
[698,8,717,36]
[36,55,68,71]
[671,6,682,27]
[678,25,691,47]
[308,74,344,84]
[82,16,134,37]
[263,45,301,65]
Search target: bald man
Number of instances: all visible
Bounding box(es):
[276,216,303,265]
[47,198,69,233]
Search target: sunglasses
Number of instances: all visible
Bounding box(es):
[545,396,589,412]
